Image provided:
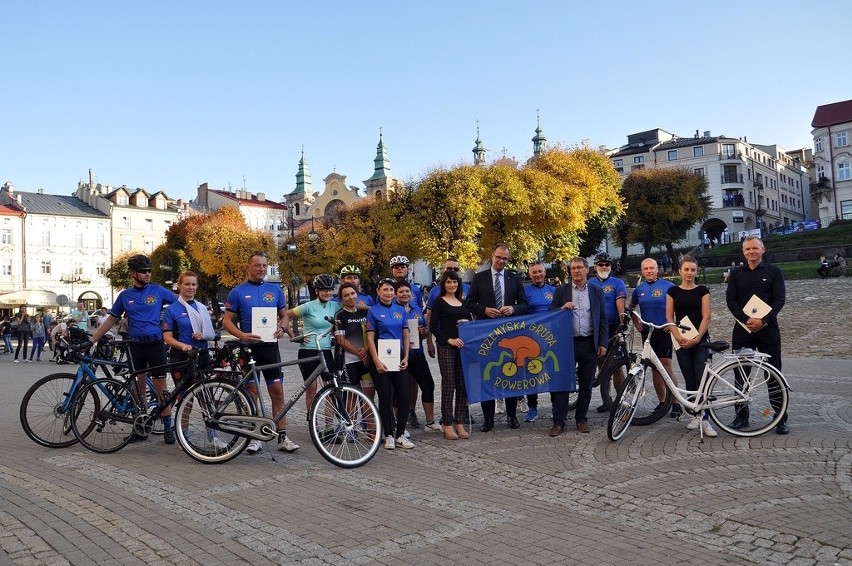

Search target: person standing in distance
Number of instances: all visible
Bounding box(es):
[726,236,789,434]
[465,243,529,432]
[223,251,300,454]
[521,261,554,422]
[88,254,178,443]
[548,257,608,435]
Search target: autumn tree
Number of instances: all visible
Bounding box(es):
[103,251,137,290]
[621,168,712,257]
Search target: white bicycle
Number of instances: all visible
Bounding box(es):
[607,309,790,441]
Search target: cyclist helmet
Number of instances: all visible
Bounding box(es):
[313,274,337,290]
[127,254,153,271]
[594,252,614,264]
[339,264,361,277]
[390,255,410,267]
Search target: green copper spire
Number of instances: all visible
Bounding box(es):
[473,123,487,166]
[367,131,392,182]
[291,148,313,194]
[532,110,547,157]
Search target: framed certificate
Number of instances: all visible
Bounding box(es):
[378,338,401,370]
[252,307,279,342]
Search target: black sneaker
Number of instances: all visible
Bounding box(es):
[163,428,176,445]
[408,413,421,429]
[670,404,682,418]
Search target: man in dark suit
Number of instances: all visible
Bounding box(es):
[466,243,529,432]
[548,256,608,435]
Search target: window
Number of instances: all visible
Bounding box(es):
[122,216,130,228]
[694,167,705,177]
[144,240,154,253]
[1,222,11,244]
[1,264,11,276]
[667,150,678,161]
[121,236,133,251]
[837,132,848,147]
[117,194,129,206]
[41,230,51,246]
[817,165,825,180]
[722,143,736,158]
[634,156,644,164]
[41,261,51,275]
[75,232,83,246]
[838,162,852,181]
[156,199,166,210]
[693,146,704,157]
[613,159,623,167]
[841,200,852,220]
[145,219,154,231]
[96,262,106,276]
[97,233,105,249]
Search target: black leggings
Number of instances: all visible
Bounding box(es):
[407,355,434,403]
[370,367,409,439]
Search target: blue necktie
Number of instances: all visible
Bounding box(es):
[494,272,503,309]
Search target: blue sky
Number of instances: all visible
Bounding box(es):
[2,1,850,203]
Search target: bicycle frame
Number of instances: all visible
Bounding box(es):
[211,329,339,442]
[629,310,789,415]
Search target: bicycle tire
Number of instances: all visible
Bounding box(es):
[607,366,642,441]
[706,359,789,437]
[596,357,630,413]
[629,364,672,426]
[72,378,141,453]
[309,384,381,468]
[175,379,255,464]
[19,372,95,448]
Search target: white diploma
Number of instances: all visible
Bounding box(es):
[407,319,420,349]
[378,338,401,370]
[671,315,699,351]
[251,307,278,342]
[739,295,772,333]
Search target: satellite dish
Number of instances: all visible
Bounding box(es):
[56,294,69,306]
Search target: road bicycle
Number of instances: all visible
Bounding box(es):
[175,325,381,468]
[608,309,790,441]
[587,319,643,415]
[69,346,233,454]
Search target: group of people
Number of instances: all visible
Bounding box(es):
[817,254,846,279]
[54,234,788,459]
[1,301,95,363]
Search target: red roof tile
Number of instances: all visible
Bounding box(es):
[812,99,852,128]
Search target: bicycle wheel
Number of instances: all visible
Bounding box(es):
[309,384,381,468]
[19,372,95,448]
[72,378,141,453]
[629,364,672,426]
[596,356,629,412]
[706,359,788,437]
[607,366,643,441]
[175,379,255,464]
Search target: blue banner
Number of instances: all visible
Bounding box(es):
[459,310,576,403]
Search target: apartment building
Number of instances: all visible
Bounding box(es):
[608,129,808,247]
[811,98,852,224]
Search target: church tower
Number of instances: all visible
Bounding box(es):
[472,125,487,166]
[532,112,548,157]
[364,131,398,200]
[285,149,315,219]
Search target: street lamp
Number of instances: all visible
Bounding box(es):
[287,206,300,333]
[60,274,91,311]
[308,213,318,243]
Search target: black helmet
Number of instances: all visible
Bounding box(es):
[313,274,337,290]
[127,254,152,271]
[594,252,614,264]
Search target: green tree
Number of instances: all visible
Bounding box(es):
[103,251,136,290]
[621,168,711,257]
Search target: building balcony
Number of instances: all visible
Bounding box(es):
[719,152,744,162]
[721,173,744,184]
[721,194,745,208]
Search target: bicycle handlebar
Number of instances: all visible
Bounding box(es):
[625,307,691,333]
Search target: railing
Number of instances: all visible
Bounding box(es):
[722,194,745,208]
[719,152,742,160]
[721,173,744,184]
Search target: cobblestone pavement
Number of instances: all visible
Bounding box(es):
[1,279,850,565]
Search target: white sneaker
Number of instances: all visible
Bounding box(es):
[277,434,299,452]
[403,429,411,439]
[396,436,415,449]
[495,399,505,414]
[384,436,395,450]
[686,416,701,430]
[246,439,262,454]
[423,421,441,433]
[518,398,529,413]
[701,420,718,437]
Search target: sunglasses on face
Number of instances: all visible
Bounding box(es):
[135,269,152,274]
[445,267,460,272]
[596,263,611,267]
